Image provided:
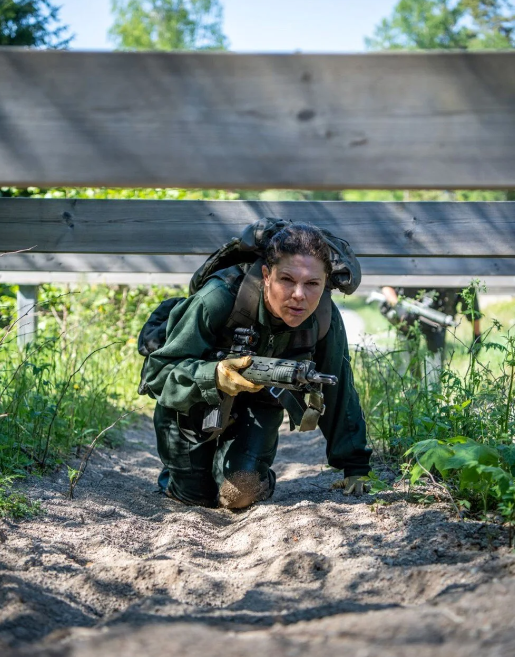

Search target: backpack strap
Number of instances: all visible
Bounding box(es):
[226,259,264,330]
[315,289,332,341]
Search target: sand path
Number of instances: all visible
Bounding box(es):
[2,417,515,656]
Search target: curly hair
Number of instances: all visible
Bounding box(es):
[264,223,332,277]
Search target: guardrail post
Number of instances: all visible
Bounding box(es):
[17,285,38,348]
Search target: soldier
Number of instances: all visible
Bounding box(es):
[381,286,482,383]
[144,224,371,509]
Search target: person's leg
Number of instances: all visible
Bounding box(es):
[396,333,420,379]
[153,403,218,507]
[214,397,284,509]
[423,328,445,388]
[424,350,443,387]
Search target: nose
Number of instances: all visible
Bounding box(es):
[292,283,306,301]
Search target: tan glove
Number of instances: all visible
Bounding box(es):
[215,356,264,397]
[333,475,369,496]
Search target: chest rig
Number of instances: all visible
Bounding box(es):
[213,259,333,433]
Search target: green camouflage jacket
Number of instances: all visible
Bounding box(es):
[145,271,371,477]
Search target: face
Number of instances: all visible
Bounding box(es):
[262,254,327,327]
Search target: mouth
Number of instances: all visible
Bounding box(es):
[287,306,306,315]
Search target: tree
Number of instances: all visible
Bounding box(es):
[0,0,72,48]
[365,0,514,50]
[462,0,515,47]
[109,0,228,51]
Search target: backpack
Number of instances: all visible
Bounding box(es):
[138,217,361,395]
[189,217,361,296]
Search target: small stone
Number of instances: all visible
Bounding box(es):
[99,506,116,517]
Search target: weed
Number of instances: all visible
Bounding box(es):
[0,282,184,516]
[352,287,515,531]
[0,475,41,519]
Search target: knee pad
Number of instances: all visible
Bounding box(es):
[218,471,270,510]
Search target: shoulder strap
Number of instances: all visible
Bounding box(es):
[315,289,332,341]
[226,259,264,330]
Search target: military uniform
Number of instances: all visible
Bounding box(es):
[397,287,480,353]
[145,268,371,507]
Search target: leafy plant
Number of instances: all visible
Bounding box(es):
[0,281,185,515]
[352,289,515,532]
[0,475,41,519]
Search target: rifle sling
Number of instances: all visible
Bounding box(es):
[226,259,263,329]
[269,387,305,427]
[299,387,325,432]
[270,386,325,433]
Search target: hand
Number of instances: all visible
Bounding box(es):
[333,475,369,496]
[215,356,264,397]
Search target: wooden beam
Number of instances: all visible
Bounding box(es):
[361,275,515,290]
[0,253,205,273]
[1,199,515,257]
[1,51,515,189]
[360,257,515,276]
[1,271,513,291]
[0,253,514,277]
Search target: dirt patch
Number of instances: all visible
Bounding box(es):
[218,470,269,509]
[1,416,515,655]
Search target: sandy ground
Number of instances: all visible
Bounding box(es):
[2,416,515,656]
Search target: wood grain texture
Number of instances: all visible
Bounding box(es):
[0,253,514,277]
[1,199,515,257]
[1,272,514,290]
[361,275,515,290]
[1,51,515,189]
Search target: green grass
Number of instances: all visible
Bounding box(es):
[335,294,391,335]
[0,282,186,515]
[2,279,515,531]
[349,291,515,531]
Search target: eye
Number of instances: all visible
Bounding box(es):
[308,281,320,287]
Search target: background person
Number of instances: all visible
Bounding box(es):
[381,286,482,384]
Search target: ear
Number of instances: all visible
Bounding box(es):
[261,264,270,285]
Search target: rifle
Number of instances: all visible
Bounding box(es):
[202,327,337,434]
[366,291,457,329]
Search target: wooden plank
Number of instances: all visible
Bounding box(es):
[1,271,513,291]
[1,51,515,189]
[0,271,192,286]
[0,253,514,277]
[0,253,206,273]
[360,257,515,276]
[16,285,38,347]
[361,275,515,290]
[1,199,515,256]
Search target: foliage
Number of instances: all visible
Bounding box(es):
[109,0,228,51]
[1,185,511,204]
[366,0,515,50]
[0,185,240,201]
[0,282,185,515]
[352,287,515,533]
[0,475,41,518]
[0,0,72,47]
